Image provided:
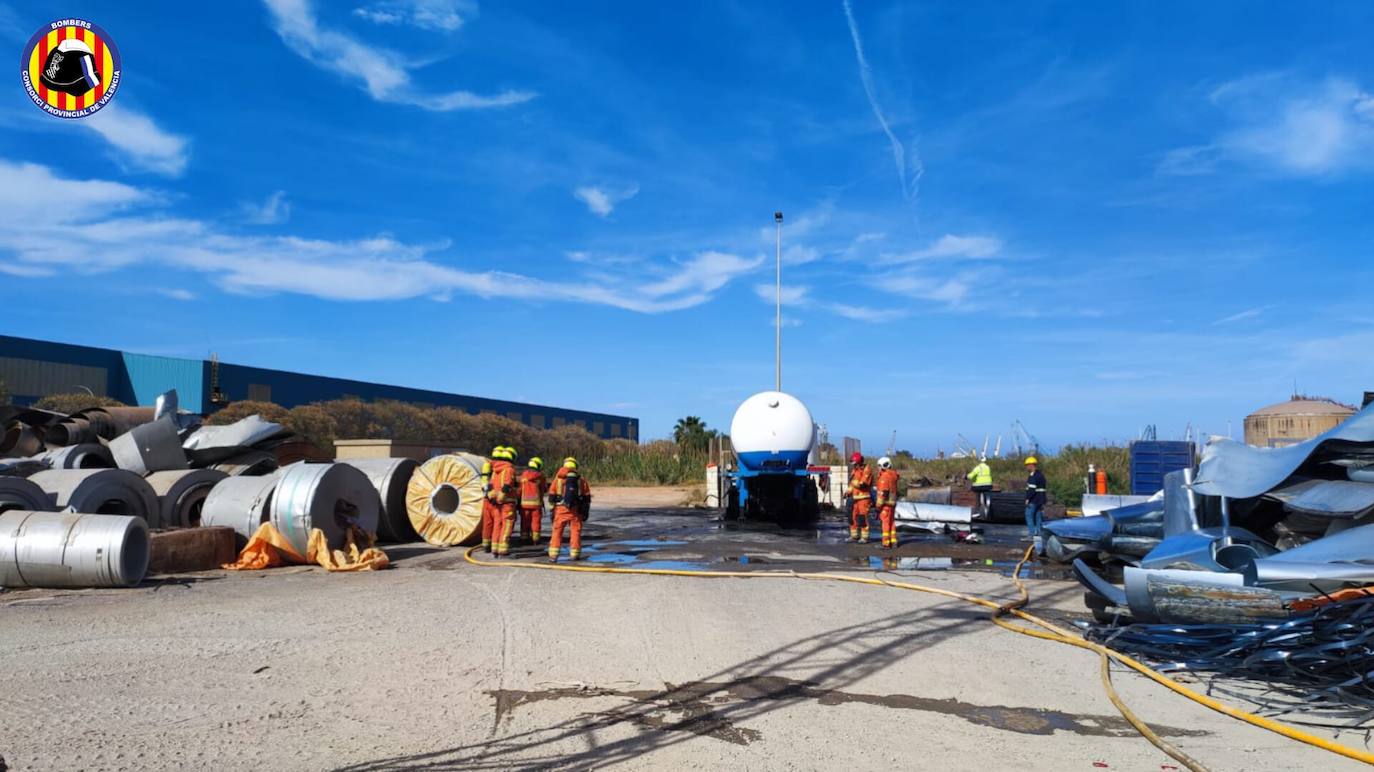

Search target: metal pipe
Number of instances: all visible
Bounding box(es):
[774,210,783,391]
[0,510,149,588]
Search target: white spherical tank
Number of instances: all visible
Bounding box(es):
[730,391,815,457]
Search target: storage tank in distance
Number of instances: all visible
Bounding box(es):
[727,391,818,524]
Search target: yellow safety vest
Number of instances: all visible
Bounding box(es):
[968,463,992,487]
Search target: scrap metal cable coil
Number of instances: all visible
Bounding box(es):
[406,453,486,546]
[271,462,380,555]
[0,510,150,588]
[145,469,228,529]
[0,477,54,514]
[339,458,419,543]
[200,473,280,548]
[27,469,160,524]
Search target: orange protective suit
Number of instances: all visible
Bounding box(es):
[876,468,901,548]
[488,459,518,556]
[848,463,874,542]
[547,468,592,561]
[519,468,547,543]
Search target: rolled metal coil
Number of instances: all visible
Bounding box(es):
[40,443,114,469]
[0,510,149,588]
[210,450,279,477]
[271,462,380,555]
[1,423,44,458]
[0,477,53,514]
[338,458,420,543]
[200,473,280,548]
[28,469,161,524]
[405,453,486,546]
[145,469,229,529]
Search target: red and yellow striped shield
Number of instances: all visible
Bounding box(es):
[20,18,122,119]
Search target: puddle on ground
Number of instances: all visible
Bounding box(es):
[489,675,1208,745]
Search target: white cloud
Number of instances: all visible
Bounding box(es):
[157,288,196,301]
[80,104,190,176]
[826,303,904,323]
[261,0,534,111]
[753,283,810,304]
[883,273,972,305]
[573,184,639,217]
[1213,305,1271,325]
[882,234,1003,263]
[0,158,758,313]
[1163,75,1374,176]
[240,190,291,225]
[841,0,923,203]
[353,0,468,31]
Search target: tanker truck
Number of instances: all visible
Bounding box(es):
[725,390,821,525]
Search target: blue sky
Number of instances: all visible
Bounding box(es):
[2,1,1372,454]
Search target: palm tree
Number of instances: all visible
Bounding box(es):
[673,416,706,445]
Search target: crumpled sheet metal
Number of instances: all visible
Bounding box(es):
[1044,514,1112,544]
[1073,558,1127,607]
[1144,574,1287,624]
[1081,493,1155,517]
[1139,526,1277,572]
[182,415,286,464]
[1124,566,1245,623]
[1264,478,1374,517]
[1162,468,1199,538]
[893,501,971,523]
[210,450,279,477]
[1239,521,1374,591]
[1194,401,1374,499]
[110,416,188,476]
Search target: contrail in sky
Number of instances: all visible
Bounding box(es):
[842,0,923,203]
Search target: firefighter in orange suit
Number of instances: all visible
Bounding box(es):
[488,446,519,557]
[875,456,901,549]
[548,457,592,562]
[519,456,548,544]
[848,452,874,543]
[479,446,501,552]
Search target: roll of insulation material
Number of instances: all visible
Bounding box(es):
[0,477,53,514]
[405,453,486,546]
[201,473,280,547]
[339,458,420,543]
[271,462,380,555]
[0,510,149,588]
[28,469,160,524]
[145,469,229,529]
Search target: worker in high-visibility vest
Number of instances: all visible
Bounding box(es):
[548,457,592,562]
[967,455,993,519]
[875,456,901,549]
[488,447,519,557]
[847,452,873,543]
[1024,456,1048,545]
[519,456,548,544]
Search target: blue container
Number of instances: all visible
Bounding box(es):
[1129,441,1195,495]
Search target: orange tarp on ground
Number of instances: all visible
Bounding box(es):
[224,522,390,572]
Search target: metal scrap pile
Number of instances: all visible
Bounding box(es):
[0,390,416,589]
[1058,402,1374,714]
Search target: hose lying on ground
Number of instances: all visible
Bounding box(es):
[464,545,1374,767]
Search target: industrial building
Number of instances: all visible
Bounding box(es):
[1243,396,1356,448]
[0,334,638,440]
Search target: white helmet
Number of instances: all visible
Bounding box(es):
[878,456,892,469]
[979,454,987,462]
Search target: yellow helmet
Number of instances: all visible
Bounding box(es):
[506,447,518,461]
[563,457,578,469]
[491,446,505,459]
[529,456,543,470]
[1024,456,1038,466]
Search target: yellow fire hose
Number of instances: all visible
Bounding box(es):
[464,545,1374,767]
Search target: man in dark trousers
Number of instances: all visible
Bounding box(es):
[1024,456,1047,546]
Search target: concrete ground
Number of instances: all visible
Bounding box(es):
[0,492,1366,771]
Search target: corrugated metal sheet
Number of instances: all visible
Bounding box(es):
[121,353,204,412]
[0,355,109,398]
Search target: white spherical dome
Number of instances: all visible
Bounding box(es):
[730,391,815,455]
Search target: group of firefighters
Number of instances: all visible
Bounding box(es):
[478,446,592,563]
[846,452,1050,546]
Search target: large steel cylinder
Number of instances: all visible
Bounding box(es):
[200,473,279,548]
[0,477,53,514]
[40,443,114,469]
[405,453,486,546]
[28,469,160,524]
[339,458,420,543]
[1,423,44,457]
[146,469,229,529]
[0,510,150,588]
[271,462,380,555]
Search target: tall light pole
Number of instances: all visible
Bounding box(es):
[774,210,783,392]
